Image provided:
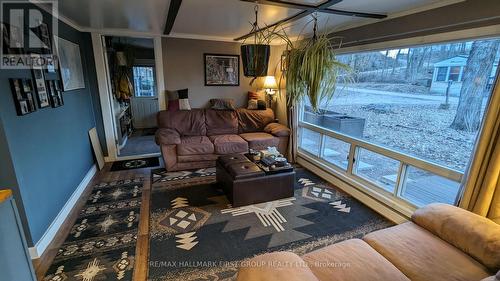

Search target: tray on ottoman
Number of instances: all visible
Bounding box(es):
[216,154,295,207]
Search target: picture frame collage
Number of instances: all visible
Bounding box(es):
[9,78,36,116]
[3,21,66,116]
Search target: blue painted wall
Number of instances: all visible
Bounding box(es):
[0,6,103,245]
[0,118,32,243]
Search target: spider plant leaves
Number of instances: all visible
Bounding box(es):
[284,34,351,112]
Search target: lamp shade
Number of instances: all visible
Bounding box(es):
[263,76,277,89]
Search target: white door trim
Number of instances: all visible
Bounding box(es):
[91,33,118,160]
[92,33,164,162]
[154,37,166,111]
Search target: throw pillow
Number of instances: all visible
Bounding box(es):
[247,90,266,110]
[248,91,260,100]
[167,88,190,111]
[247,99,258,110]
[210,98,236,110]
[257,100,267,110]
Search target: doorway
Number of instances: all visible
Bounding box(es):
[104,36,160,157]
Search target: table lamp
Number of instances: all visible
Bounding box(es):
[263,76,277,108]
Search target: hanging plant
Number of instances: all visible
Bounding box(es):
[241,5,272,84]
[273,16,352,112]
[285,36,350,112]
[241,44,270,77]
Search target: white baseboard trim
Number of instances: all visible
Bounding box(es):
[29,164,97,259]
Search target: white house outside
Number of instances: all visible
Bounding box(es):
[430,55,498,96]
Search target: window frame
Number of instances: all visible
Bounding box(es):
[448,66,462,82]
[295,29,500,211]
[436,66,448,81]
[132,64,157,98]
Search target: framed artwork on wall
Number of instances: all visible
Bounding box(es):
[204,53,239,86]
[30,53,51,108]
[54,36,85,91]
[9,78,37,116]
[281,51,289,72]
[46,80,64,108]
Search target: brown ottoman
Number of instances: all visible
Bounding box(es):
[216,154,295,207]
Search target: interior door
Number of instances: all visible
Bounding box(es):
[131,64,159,129]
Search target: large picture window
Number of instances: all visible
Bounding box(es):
[298,37,500,208]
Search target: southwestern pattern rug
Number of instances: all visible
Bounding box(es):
[43,178,143,281]
[110,157,160,171]
[148,167,393,281]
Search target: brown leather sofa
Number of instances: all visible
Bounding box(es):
[237,203,500,281]
[155,108,290,171]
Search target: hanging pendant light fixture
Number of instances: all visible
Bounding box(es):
[241,5,270,83]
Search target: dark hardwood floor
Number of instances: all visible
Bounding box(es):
[32,163,152,281]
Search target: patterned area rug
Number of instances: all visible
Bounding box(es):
[43,178,143,281]
[148,167,393,281]
[110,157,160,171]
[151,167,216,189]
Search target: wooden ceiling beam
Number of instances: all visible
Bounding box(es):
[321,8,387,19]
[239,0,317,10]
[234,0,342,41]
[163,0,183,35]
[235,0,386,40]
[233,10,311,41]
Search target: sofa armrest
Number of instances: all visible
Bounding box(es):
[412,203,500,272]
[155,128,181,145]
[237,252,319,281]
[264,123,291,137]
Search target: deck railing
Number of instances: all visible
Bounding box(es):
[297,109,464,210]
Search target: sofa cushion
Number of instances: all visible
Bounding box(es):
[155,128,181,145]
[210,98,236,111]
[205,109,238,136]
[157,109,206,136]
[411,203,500,272]
[177,136,214,155]
[236,108,275,133]
[363,222,490,281]
[264,123,291,137]
[236,252,320,281]
[177,154,219,163]
[302,239,410,281]
[209,135,248,154]
[240,132,279,151]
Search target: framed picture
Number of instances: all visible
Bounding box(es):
[30,53,51,108]
[280,54,287,72]
[9,78,37,116]
[54,36,85,91]
[204,54,239,86]
[47,80,63,108]
[281,50,290,72]
[54,79,62,91]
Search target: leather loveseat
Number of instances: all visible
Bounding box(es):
[155,108,290,172]
[237,203,500,281]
